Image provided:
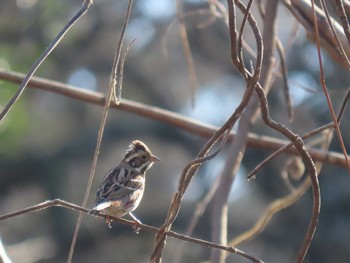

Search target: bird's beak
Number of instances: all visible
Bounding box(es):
[150,155,161,162]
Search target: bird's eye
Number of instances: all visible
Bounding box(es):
[141,155,147,160]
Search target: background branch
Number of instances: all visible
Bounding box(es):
[0,70,347,168]
[0,0,93,122]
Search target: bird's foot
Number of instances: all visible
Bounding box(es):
[129,213,141,234]
[106,216,113,228]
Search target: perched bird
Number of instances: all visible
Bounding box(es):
[92,140,160,230]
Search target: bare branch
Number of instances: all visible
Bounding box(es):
[248,86,350,180]
[0,199,264,263]
[0,69,348,168]
[285,0,350,67]
[67,1,134,262]
[229,178,310,247]
[211,1,265,261]
[0,0,93,122]
[176,0,198,107]
[276,38,293,121]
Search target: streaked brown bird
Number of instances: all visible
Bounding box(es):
[92,140,160,230]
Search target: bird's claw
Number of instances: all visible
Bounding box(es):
[132,220,141,234]
[106,216,113,228]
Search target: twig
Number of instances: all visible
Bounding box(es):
[211,0,263,262]
[224,1,320,261]
[0,199,263,263]
[173,170,222,263]
[176,0,198,107]
[0,69,348,168]
[333,0,350,48]
[313,0,350,176]
[285,0,350,67]
[243,82,350,259]
[276,38,293,121]
[149,90,250,262]
[247,86,350,180]
[229,178,311,247]
[237,0,254,81]
[0,0,93,122]
[67,1,134,262]
[149,11,262,258]
[117,39,137,102]
[321,1,350,69]
[254,82,320,263]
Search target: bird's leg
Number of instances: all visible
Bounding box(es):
[88,209,113,228]
[105,216,113,228]
[129,212,141,234]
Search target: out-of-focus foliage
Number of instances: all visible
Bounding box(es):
[1,1,350,263]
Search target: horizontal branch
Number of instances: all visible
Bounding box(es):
[0,69,347,168]
[0,199,263,263]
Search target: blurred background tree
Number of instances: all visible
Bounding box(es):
[1,0,350,263]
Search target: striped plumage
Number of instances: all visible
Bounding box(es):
[93,140,159,228]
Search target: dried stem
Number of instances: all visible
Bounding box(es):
[148,4,263,257]
[276,38,293,121]
[333,0,350,48]
[255,82,320,263]
[149,76,259,262]
[248,87,350,180]
[286,0,350,67]
[233,85,350,250]
[312,0,350,176]
[176,0,198,107]
[0,0,93,122]
[210,1,268,262]
[67,1,134,262]
[229,178,311,247]
[117,39,137,102]
[320,1,350,69]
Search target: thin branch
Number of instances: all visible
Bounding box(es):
[229,178,311,247]
[149,11,263,258]
[320,1,350,69]
[237,123,338,250]
[237,0,254,81]
[173,173,222,263]
[149,82,257,262]
[241,82,350,257]
[0,69,348,168]
[248,86,350,180]
[254,82,320,263]
[276,38,293,121]
[223,1,320,261]
[118,39,137,102]
[333,0,350,48]
[176,0,198,107]
[67,1,134,262]
[211,1,264,261]
[285,0,350,67]
[0,199,264,263]
[311,0,350,176]
[0,0,93,122]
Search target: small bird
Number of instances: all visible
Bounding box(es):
[92,140,160,231]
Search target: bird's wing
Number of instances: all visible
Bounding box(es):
[95,167,143,204]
